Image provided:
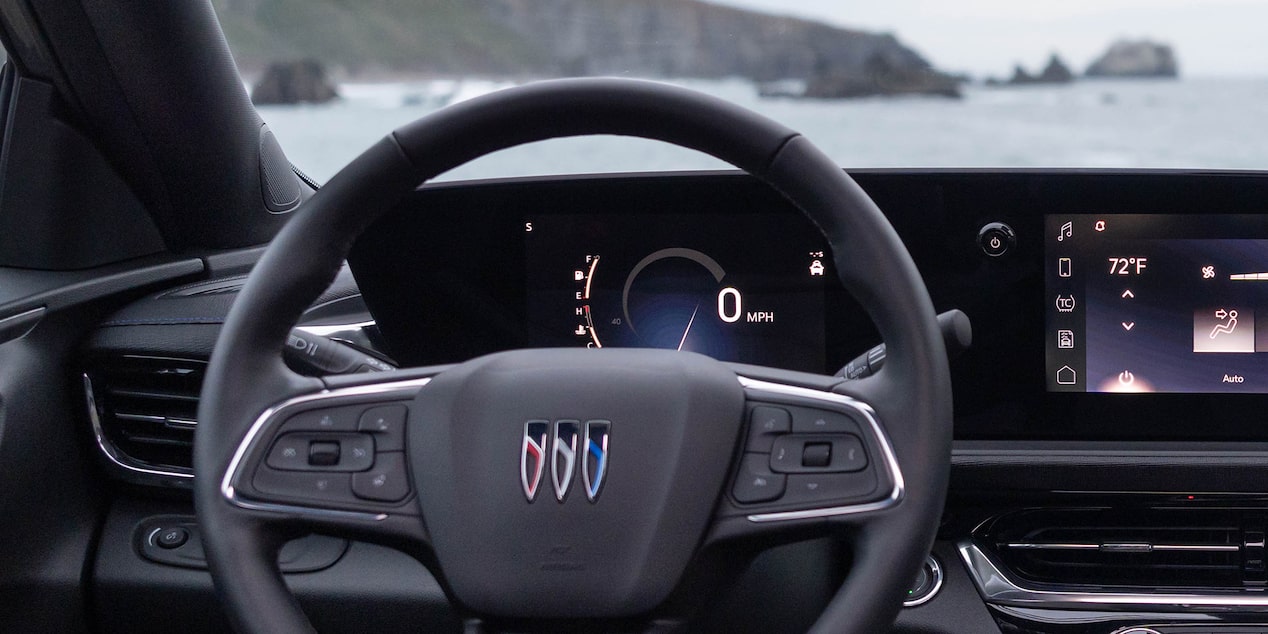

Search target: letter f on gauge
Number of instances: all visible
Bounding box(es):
[521,421,549,502]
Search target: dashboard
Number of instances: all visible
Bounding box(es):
[77,169,1268,634]
[350,170,1268,443]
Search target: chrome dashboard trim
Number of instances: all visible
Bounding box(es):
[737,376,905,523]
[960,539,1268,610]
[903,554,944,607]
[219,376,432,522]
[294,320,375,338]
[83,373,194,481]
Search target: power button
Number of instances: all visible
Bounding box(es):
[977,222,1016,257]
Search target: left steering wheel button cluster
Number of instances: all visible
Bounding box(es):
[246,400,415,509]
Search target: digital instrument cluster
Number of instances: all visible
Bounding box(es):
[1047,214,1268,394]
[524,213,831,373]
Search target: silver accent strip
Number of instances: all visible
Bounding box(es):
[1004,542,1240,553]
[737,376,905,523]
[1005,542,1099,551]
[220,377,432,522]
[903,555,944,607]
[0,306,45,343]
[83,374,194,481]
[294,321,375,338]
[960,539,1268,610]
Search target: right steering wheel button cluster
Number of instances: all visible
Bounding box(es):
[732,402,879,508]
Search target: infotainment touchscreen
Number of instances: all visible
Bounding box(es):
[1047,214,1268,394]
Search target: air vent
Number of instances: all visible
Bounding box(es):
[85,356,205,478]
[983,508,1257,590]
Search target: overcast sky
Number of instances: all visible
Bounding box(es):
[712,0,1268,78]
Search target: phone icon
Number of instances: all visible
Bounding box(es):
[1058,257,1071,277]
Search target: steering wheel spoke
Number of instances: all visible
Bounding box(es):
[707,374,905,545]
[219,372,434,547]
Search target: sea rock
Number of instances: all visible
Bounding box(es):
[802,51,961,99]
[1005,54,1074,85]
[1086,40,1178,78]
[251,59,339,105]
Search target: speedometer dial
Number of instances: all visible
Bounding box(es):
[525,212,830,373]
[582,247,753,354]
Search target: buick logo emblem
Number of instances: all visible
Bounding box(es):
[520,421,549,502]
[521,419,609,503]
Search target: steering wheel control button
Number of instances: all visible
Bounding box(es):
[253,468,357,504]
[746,405,791,451]
[802,442,832,467]
[307,441,340,466]
[790,408,860,434]
[783,471,879,506]
[977,222,1016,257]
[732,453,786,504]
[155,527,189,550]
[266,433,375,471]
[266,434,310,470]
[358,404,408,451]
[280,405,362,432]
[352,452,410,502]
[769,435,868,473]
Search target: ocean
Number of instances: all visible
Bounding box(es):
[257,77,1268,184]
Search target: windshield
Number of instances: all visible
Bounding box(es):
[213,0,1268,183]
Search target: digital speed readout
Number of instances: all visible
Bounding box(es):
[524,213,829,373]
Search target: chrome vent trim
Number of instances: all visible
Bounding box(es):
[84,356,207,485]
[960,540,1268,611]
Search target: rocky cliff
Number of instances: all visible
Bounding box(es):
[213,0,957,96]
[1086,40,1178,78]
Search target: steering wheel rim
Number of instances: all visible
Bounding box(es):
[195,78,951,633]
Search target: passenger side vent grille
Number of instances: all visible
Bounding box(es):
[85,356,205,477]
[984,509,1257,590]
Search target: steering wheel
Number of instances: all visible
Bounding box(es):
[195,78,951,633]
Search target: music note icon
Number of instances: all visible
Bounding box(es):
[1057,221,1073,242]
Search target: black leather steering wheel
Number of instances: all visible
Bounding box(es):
[195,78,952,633]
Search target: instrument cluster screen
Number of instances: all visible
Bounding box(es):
[524,213,829,373]
[1047,214,1268,393]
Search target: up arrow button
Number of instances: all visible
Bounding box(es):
[1122,289,1135,299]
